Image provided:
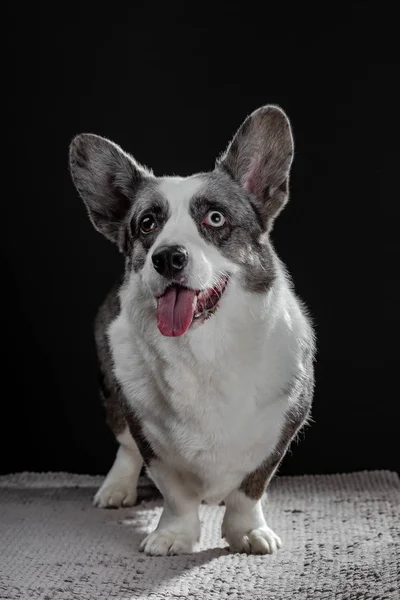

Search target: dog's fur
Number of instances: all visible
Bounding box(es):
[69,105,315,556]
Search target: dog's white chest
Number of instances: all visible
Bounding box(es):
[154,359,286,501]
[111,305,294,501]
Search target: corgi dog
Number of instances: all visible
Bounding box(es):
[69,105,315,556]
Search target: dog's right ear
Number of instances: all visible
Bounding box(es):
[69,134,151,246]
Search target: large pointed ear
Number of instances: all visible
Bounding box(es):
[217,105,294,231]
[69,134,151,247]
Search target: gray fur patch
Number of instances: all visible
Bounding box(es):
[94,283,127,436]
[189,171,276,293]
[94,283,156,464]
[125,186,171,272]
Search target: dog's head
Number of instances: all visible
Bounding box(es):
[69,105,293,337]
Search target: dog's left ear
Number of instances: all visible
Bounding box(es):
[217,105,294,231]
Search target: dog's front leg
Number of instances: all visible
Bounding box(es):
[222,400,311,555]
[140,460,201,556]
[221,489,282,555]
[221,448,285,555]
[222,394,311,554]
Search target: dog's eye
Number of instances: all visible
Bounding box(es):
[140,215,157,234]
[203,210,226,228]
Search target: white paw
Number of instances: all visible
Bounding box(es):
[224,525,282,555]
[93,478,137,508]
[140,530,196,556]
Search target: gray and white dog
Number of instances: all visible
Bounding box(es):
[69,105,315,556]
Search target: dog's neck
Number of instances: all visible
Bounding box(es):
[185,279,282,363]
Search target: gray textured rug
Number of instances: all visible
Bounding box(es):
[0,471,398,600]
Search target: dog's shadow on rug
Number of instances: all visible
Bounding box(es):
[103,499,231,589]
[135,546,231,587]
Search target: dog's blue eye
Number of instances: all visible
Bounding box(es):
[203,210,226,228]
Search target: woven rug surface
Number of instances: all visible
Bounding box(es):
[0,470,398,600]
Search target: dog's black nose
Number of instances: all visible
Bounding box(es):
[152,245,189,278]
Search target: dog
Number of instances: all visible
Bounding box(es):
[69,105,315,556]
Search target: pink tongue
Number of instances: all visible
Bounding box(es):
[157,286,196,337]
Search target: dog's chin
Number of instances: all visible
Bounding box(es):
[154,275,229,337]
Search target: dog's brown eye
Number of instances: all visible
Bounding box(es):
[140,215,157,234]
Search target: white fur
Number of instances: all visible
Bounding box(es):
[94,428,143,508]
[140,461,200,556]
[222,489,281,554]
[107,176,311,554]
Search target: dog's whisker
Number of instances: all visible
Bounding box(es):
[248,307,257,321]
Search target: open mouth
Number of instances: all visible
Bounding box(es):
[156,276,229,337]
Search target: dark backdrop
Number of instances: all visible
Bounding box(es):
[3,3,399,476]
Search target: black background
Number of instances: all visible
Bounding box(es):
[3,3,399,476]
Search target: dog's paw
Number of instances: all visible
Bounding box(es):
[225,525,282,555]
[93,478,137,508]
[140,530,196,556]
